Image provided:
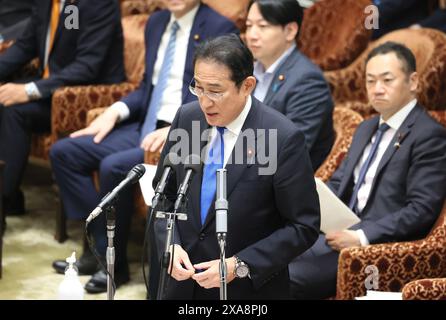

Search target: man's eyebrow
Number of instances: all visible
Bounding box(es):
[366,71,393,77]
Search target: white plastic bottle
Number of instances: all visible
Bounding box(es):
[57,252,84,300]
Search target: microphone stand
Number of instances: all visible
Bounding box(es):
[215,169,228,300]
[156,204,187,300]
[105,205,116,300]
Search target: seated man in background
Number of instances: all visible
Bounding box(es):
[0,0,34,42]
[245,0,334,171]
[289,42,446,299]
[50,0,238,294]
[0,0,125,216]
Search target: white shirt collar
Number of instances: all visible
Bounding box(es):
[223,95,252,136]
[380,99,417,130]
[168,4,199,34]
[254,43,296,77]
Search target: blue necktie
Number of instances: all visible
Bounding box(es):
[348,123,390,212]
[140,21,180,141]
[200,127,225,225]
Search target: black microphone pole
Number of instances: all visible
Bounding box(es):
[215,168,228,300]
[157,154,201,300]
[84,164,145,300]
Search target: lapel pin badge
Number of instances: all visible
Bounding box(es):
[247,147,255,166]
[194,34,200,41]
[394,133,404,149]
[278,74,285,81]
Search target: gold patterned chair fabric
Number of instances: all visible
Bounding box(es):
[297,0,372,71]
[325,28,446,117]
[402,278,446,300]
[315,107,364,182]
[120,0,161,16]
[335,110,446,300]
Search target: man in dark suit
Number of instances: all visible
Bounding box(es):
[245,0,334,171]
[152,34,320,299]
[0,0,125,215]
[50,0,238,293]
[289,42,446,299]
[0,0,34,41]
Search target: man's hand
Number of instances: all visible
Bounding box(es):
[168,244,195,281]
[70,107,120,143]
[192,257,236,289]
[0,83,30,106]
[326,230,361,251]
[140,126,170,152]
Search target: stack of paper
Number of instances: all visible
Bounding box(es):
[355,290,403,300]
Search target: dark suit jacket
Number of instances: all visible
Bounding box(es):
[419,9,446,33]
[262,48,334,171]
[0,0,125,97]
[0,0,33,40]
[372,0,430,39]
[328,104,446,243]
[153,98,320,299]
[120,4,238,124]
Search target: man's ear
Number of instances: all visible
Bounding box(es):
[242,76,257,96]
[285,22,298,42]
[409,71,419,93]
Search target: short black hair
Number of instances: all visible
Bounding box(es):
[248,0,303,30]
[366,41,417,76]
[193,34,254,88]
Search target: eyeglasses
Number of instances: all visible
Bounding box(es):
[189,80,226,102]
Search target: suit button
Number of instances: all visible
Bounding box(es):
[199,233,206,240]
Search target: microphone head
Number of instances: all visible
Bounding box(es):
[184,154,202,173]
[127,164,146,183]
[164,153,179,168]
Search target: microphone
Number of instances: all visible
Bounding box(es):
[215,169,228,235]
[86,164,146,223]
[173,154,201,212]
[151,153,177,210]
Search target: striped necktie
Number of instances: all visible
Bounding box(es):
[140,21,180,141]
[43,0,61,79]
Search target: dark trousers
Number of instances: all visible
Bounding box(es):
[0,99,51,198]
[288,234,339,300]
[49,121,144,271]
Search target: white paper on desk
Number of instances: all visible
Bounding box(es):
[138,164,158,206]
[355,290,402,300]
[315,177,360,234]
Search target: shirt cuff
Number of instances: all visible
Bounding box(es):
[356,229,370,246]
[25,82,42,100]
[109,101,130,122]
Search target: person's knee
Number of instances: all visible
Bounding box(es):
[49,137,84,167]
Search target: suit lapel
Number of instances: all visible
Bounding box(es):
[189,113,211,231]
[146,11,170,86]
[183,4,206,101]
[263,49,299,106]
[201,98,262,230]
[338,117,379,197]
[367,105,421,196]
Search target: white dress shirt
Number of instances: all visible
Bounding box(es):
[253,43,295,102]
[204,96,252,167]
[111,5,199,123]
[354,99,417,245]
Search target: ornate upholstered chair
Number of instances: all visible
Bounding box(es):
[315,107,364,182]
[298,0,372,71]
[324,28,446,118]
[402,278,446,300]
[335,110,446,300]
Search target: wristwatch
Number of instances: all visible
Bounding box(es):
[234,256,250,278]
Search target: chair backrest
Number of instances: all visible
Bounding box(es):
[121,14,150,85]
[315,107,363,181]
[203,0,249,31]
[298,0,372,71]
[325,28,446,109]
